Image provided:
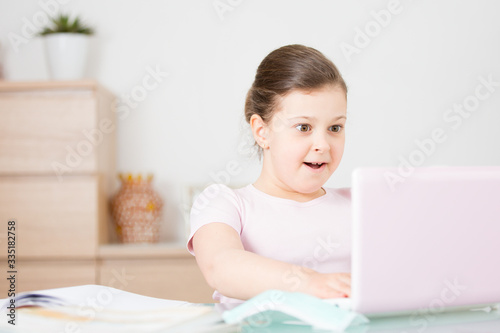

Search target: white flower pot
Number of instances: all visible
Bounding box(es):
[43,33,89,80]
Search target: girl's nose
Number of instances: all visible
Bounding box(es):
[313,133,330,153]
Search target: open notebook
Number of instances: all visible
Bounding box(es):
[0,285,228,333]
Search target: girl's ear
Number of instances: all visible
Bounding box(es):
[250,114,269,149]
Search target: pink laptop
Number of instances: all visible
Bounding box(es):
[351,166,500,315]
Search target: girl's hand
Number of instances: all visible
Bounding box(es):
[307,272,351,299]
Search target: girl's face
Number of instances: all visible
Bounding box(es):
[256,85,347,198]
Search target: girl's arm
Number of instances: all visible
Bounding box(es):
[192,222,351,300]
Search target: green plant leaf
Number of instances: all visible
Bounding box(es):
[38,13,94,36]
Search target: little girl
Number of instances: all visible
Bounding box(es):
[187,44,351,303]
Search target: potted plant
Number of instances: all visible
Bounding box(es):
[39,14,94,80]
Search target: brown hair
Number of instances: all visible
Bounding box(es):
[244,44,347,124]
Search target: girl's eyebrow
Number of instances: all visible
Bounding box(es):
[288,115,347,121]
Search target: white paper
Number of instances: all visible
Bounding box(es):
[0,284,224,333]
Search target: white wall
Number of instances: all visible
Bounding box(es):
[1,0,500,242]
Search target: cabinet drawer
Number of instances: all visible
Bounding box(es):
[0,91,114,174]
[0,176,104,259]
[0,260,96,294]
[99,258,215,303]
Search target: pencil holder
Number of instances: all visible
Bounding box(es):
[111,173,163,243]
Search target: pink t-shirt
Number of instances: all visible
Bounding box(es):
[187,184,352,303]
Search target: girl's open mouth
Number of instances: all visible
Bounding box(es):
[304,162,325,170]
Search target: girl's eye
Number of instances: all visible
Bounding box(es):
[330,125,343,133]
[295,124,311,132]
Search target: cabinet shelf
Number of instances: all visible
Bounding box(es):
[0,79,108,93]
[99,242,191,259]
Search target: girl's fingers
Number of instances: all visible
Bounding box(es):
[326,273,351,297]
[310,272,352,299]
[336,273,351,285]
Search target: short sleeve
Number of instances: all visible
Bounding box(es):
[186,184,242,255]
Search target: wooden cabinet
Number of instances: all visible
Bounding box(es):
[0,81,112,295]
[0,81,115,175]
[0,81,213,303]
[16,260,97,292]
[98,244,214,303]
[0,175,102,259]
